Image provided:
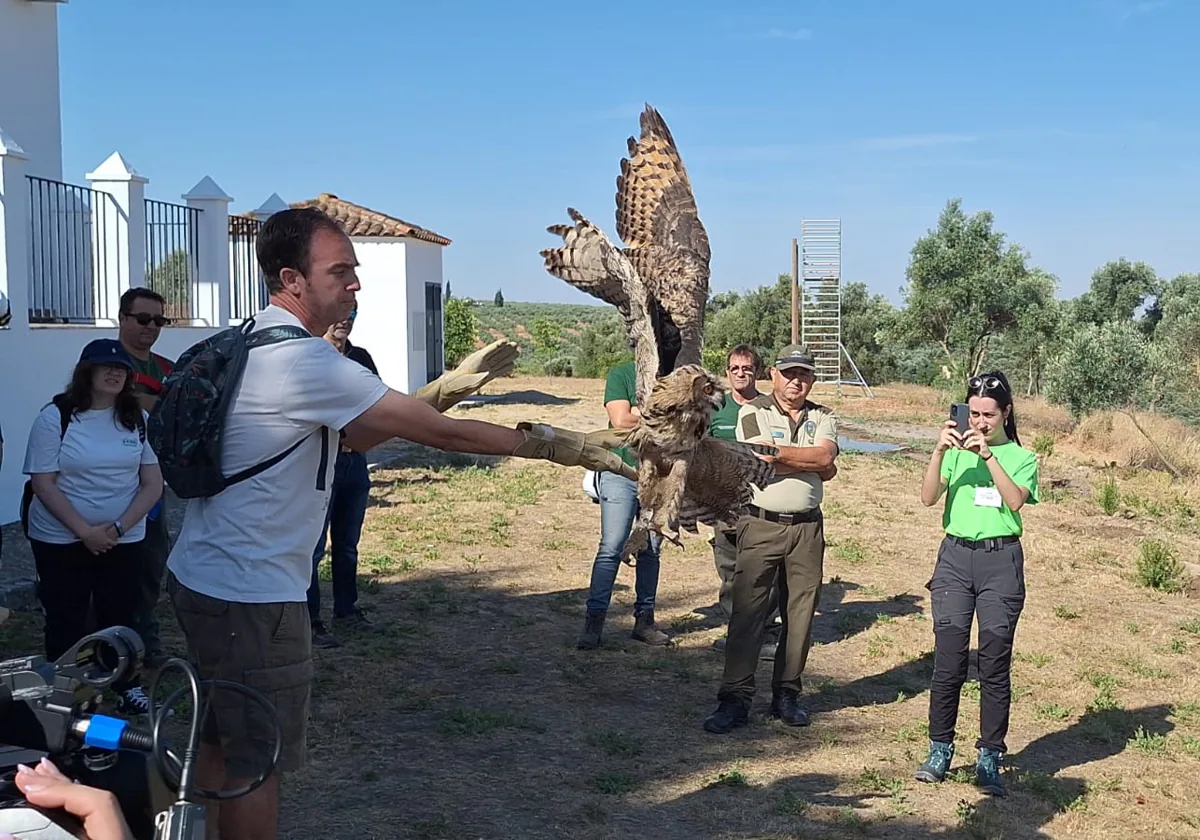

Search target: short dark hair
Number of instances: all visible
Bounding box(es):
[256,207,346,294]
[727,344,761,371]
[119,287,165,315]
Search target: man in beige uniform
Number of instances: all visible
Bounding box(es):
[703,344,839,734]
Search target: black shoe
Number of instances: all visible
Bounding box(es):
[577,610,606,650]
[311,620,342,649]
[769,688,811,727]
[333,607,380,632]
[703,699,749,734]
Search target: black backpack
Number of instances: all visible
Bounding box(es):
[147,317,325,499]
[20,398,145,538]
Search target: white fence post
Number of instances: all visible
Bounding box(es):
[86,152,146,325]
[253,193,290,221]
[183,176,232,327]
[0,127,30,332]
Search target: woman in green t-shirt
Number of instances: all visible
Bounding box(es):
[914,371,1039,798]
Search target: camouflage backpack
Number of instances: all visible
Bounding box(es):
[147,317,313,499]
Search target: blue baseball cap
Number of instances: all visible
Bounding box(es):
[79,338,134,370]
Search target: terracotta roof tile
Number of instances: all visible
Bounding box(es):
[289,193,450,246]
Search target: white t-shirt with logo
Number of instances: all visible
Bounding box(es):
[166,305,390,604]
[23,406,158,544]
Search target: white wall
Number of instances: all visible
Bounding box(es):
[349,237,412,392]
[405,239,444,389]
[0,325,218,524]
[0,0,63,180]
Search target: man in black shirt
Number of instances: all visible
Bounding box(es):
[308,308,381,648]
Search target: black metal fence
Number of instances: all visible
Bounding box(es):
[27,175,114,323]
[229,214,267,321]
[145,198,201,322]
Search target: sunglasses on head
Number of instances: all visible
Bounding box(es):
[125,312,171,327]
[968,375,1007,394]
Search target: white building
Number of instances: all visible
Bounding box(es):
[0,0,448,524]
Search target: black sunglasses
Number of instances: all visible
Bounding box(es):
[968,375,1007,394]
[124,312,171,327]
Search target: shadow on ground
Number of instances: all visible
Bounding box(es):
[0,564,1178,840]
[455,389,582,409]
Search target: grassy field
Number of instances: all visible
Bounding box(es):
[3,377,1199,839]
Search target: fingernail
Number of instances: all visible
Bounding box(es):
[15,764,32,774]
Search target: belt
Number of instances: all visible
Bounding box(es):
[948,535,1020,551]
[746,504,821,525]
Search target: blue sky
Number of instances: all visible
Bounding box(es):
[57,0,1199,307]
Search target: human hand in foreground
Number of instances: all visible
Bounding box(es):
[2,758,133,840]
[413,339,521,413]
[512,423,638,481]
[935,420,963,453]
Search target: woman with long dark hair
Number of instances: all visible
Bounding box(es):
[22,339,163,714]
[915,370,1039,797]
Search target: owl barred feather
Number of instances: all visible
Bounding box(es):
[541,104,775,560]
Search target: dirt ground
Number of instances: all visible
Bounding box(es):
[3,376,1199,839]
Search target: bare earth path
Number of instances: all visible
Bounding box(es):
[2,377,1198,838]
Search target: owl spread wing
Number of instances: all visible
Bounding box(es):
[674,438,777,534]
[540,208,660,405]
[615,105,711,369]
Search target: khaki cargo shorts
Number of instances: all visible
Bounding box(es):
[166,571,313,779]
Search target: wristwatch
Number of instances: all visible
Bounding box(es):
[113,521,125,537]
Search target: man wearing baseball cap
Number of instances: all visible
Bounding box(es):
[704,343,840,734]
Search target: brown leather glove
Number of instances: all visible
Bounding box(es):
[413,339,521,413]
[512,423,637,481]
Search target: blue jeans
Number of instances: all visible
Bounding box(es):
[307,450,370,621]
[585,471,661,615]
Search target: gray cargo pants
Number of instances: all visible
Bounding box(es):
[926,534,1026,753]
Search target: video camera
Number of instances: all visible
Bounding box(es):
[0,626,281,840]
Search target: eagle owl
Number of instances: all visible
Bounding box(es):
[540,105,776,561]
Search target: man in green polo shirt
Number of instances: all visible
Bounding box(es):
[704,344,840,734]
[117,286,175,674]
[576,360,671,650]
[707,344,779,661]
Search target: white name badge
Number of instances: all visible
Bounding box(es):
[974,486,1003,508]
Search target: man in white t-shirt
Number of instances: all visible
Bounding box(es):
[164,206,630,840]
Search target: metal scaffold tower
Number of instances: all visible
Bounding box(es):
[799,219,873,397]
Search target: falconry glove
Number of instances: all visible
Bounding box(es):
[412,339,521,413]
[512,423,637,481]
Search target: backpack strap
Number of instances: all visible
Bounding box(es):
[219,322,319,490]
[52,398,71,440]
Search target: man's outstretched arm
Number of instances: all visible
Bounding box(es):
[342,390,523,455]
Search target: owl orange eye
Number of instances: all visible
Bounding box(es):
[702,384,714,395]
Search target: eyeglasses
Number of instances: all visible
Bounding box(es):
[968,375,1007,393]
[727,365,755,373]
[124,312,171,327]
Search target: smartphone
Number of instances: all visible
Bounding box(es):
[950,403,970,439]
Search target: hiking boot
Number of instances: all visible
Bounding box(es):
[631,610,671,646]
[703,699,749,734]
[577,610,606,650]
[334,607,380,632]
[769,688,811,727]
[311,620,342,649]
[914,740,955,784]
[975,748,1006,796]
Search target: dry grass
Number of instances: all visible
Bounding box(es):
[1072,411,1200,477]
[4,378,1199,839]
